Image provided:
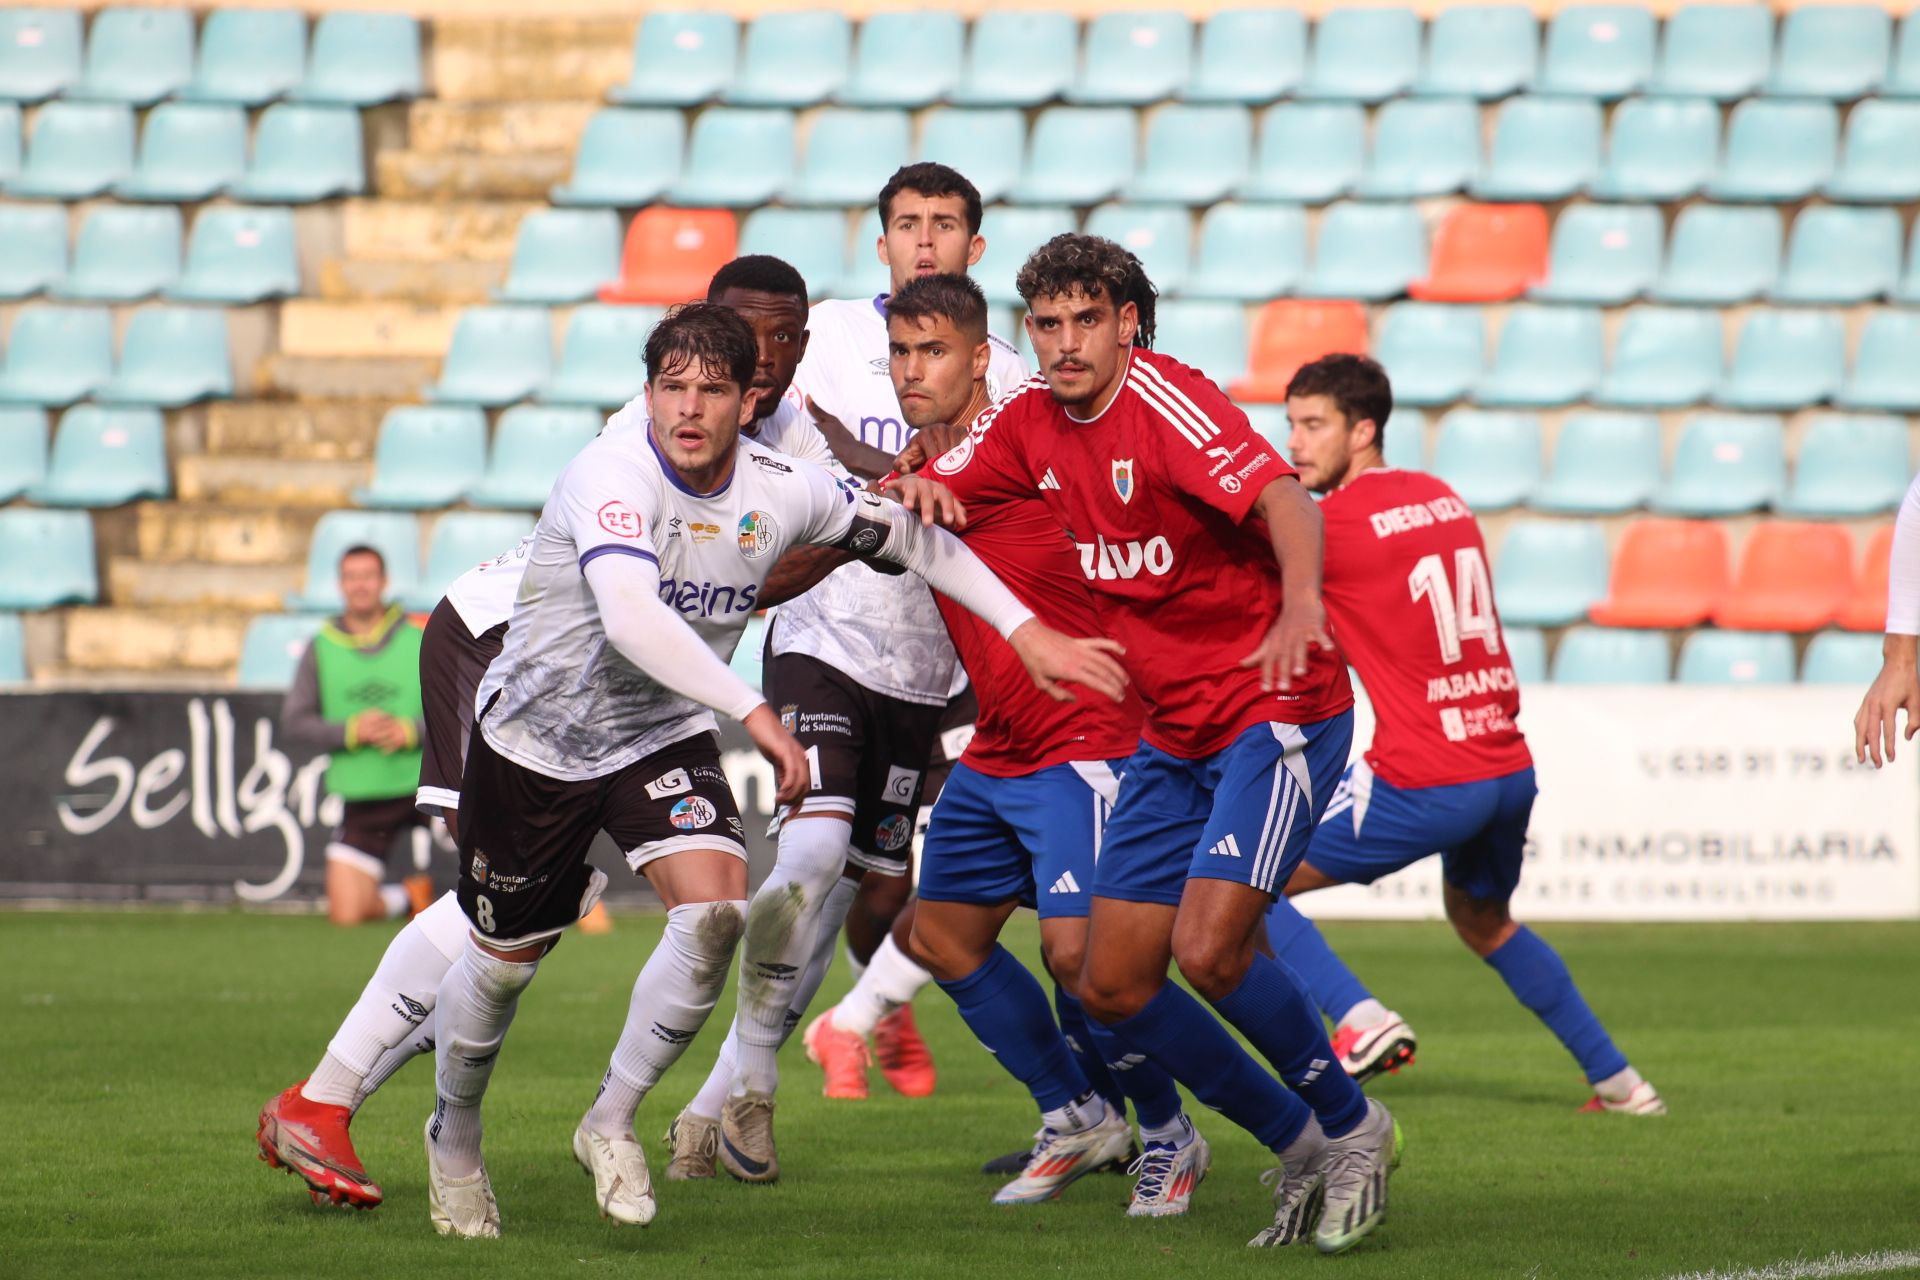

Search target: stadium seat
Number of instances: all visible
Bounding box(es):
[1229,300,1369,403]
[0,10,82,103]
[1355,98,1479,199]
[953,12,1078,107]
[1677,630,1796,685]
[1647,4,1772,100]
[0,407,48,501]
[543,304,662,407]
[1587,96,1718,201]
[29,404,167,507]
[1184,202,1306,301]
[115,103,248,203]
[1413,5,1538,100]
[426,307,553,407]
[1530,204,1662,305]
[610,13,736,106]
[0,205,67,299]
[286,511,420,613]
[468,405,602,509]
[1891,14,1920,96]
[495,210,622,306]
[1902,223,1920,304]
[549,109,684,208]
[1085,204,1194,297]
[1299,202,1426,301]
[1714,521,1855,632]
[354,407,488,510]
[1494,519,1609,627]
[294,13,422,106]
[832,236,891,304]
[1536,4,1654,98]
[180,9,307,107]
[1707,100,1839,203]
[167,207,299,305]
[918,108,1025,204]
[1716,311,1845,411]
[1183,8,1306,104]
[1841,312,1920,413]
[1839,525,1896,632]
[1773,207,1901,305]
[1769,5,1890,100]
[1651,205,1782,305]
[975,206,1077,307]
[1408,204,1549,304]
[1533,411,1661,514]
[68,7,194,106]
[7,102,134,200]
[1653,413,1786,515]
[1431,410,1541,511]
[1782,414,1911,517]
[1475,306,1602,407]
[1009,109,1136,206]
[229,105,364,203]
[0,307,112,406]
[96,306,233,408]
[0,102,16,183]
[0,509,95,608]
[0,611,24,683]
[1384,407,1428,470]
[1825,101,1920,203]
[1801,631,1885,684]
[1473,97,1603,202]
[52,207,181,303]
[785,110,910,206]
[739,209,848,301]
[840,12,963,107]
[1150,301,1248,384]
[1551,627,1670,684]
[1128,105,1251,205]
[1071,12,1192,105]
[597,207,736,306]
[1596,307,1722,409]
[667,109,794,207]
[1503,626,1547,684]
[726,12,849,107]
[1298,8,1421,103]
[236,613,325,689]
[1372,303,1484,407]
[1587,518,1729,628]
[410,512,537,611]
[1238,103,1364,203]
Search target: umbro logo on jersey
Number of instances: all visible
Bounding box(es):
[1047,871,1082,895]
[1207,834,1244,859]
[1038,469,1061,491]
[868,357,890,372]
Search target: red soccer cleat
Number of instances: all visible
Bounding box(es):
[802,1009,871,1100]
[873,1005,937,1098]
[256,1081,383,1209]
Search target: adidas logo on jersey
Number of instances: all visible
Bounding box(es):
[1206,834,1244,859]
[1038,469,1061,491]
[1047,870,1082,895]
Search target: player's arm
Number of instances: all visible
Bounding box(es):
[1241,477,1336,694]
[279,642,350,750]
[1855,471,1920,766]
[806,395,894,481]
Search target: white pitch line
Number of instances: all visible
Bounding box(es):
[1663,1250,1920,1280]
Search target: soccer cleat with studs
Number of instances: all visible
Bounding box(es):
[256,1081,383,1210]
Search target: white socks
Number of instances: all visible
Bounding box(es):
[1140,1112,1196,1150]
[1041,1091,1107,1136]
[378,884,410,920]
[1593,1065,1646,1103]
[1340,998,1392,1032]
[830,931,932,1038]
[430,938,540,1178]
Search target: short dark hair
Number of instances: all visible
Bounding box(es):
[645,303,758,391]
[338,544,385,573]
[1016,234,1156,349]
[706,254,809,308]
[885,272,989,342]
[1286,354,1393,443]
[877,162,984,236]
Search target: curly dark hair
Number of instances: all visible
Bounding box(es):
[877,162,984,236]
[706,254,809,307]
[1015,233,1157,350]
[1286,354,1393,445]
[645,302,757,391]
[885,272,988,341]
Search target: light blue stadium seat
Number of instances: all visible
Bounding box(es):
[666,109,794,207]
[1085,204,1193,297]
[1373,303,1484,406]
[549,109,683,208]
[1183,9,1306,104]
[1706,100,1838,203]
[0,308,112,406]
[784,109,910,206]
[1841,311,1920,412]
[1596,307,1722,409]
[1902,222,1920,304]
[1891,15,1920,96]
[180,9,307,107]
[115,103,248,203]
[1504,626,1547,685]
[1244,403,1288,452]
[0,205,67,299]
[1825,100,1920,202]
[1128,105,1250,205]
[0,102,16,182]
[1587,96,1718,201]
[7,102,133,199]
[1801,631,1889,684]
[1652,205,1781,305]
[1384,407,1428,470]
[1768,5,1890,100]
[1473,96,1603,202]
[1414,5,1538,99]
[52,206,181,303]
[1648,4,1772,100]
[410,512,537,611]
[427,307,552,407]
[1677,630,1794,686]
[468,405,602,509]
[29,404,167,507]
[294,13,422,106]
[495,210,621,305]
[236,613,325,689]
[1533,411,1661,513]
[69,7,194,106]
[1773,207,1901,304]
[840,12,963,107]
[354,407,488,510]
[167,207,299,304]
[1715,311,1845,411]
[611,13,736,106]
[0,407,48,501]
[727,12,849,107]
[1184,202,1306,300]
[0,611,23,682]
[0,509,95,608]
[1299,8,1420,103]
[1530,203,1661,304]
[1494,519,1609,626]
[1536,4,1655,98]
[286,511,420,613]
[917,108,1025,204]
[0,10,82,103]
[1239,103,1364,203]
[975,206,1077,307]
[739,208,848,300]
[1150,301,1248,384]
[97,306,233,408]
[1431,410,1541,511]
[1070,12,1193,106]
[1009,108,1136,206]
[1298,201,1425,301]
[1476,306,1603,407]
[542,304,661,408]
[1653,413,1786,514]
[1355,98,1479,199]
[228,104,364,203]
[1781,414,1912,517]
[1552,627,1670,683]
[953,12,1078,107]
[730,612,768,693]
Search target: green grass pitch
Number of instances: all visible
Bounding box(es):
[4,911,1917,1280]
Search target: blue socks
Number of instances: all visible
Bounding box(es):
[1212,952,1369,1138]
[936,945,1088,1113]
[1061,985,1185,1131]
[1051,983,1124,1115]
[1265,896,1375,1024]
[1485,925,1629,1084]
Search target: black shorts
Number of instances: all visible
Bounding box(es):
[327,795,429,878]
[924,685,978,809]
[764,650,946,876]
[455,723,747,946]
[416,597,506,818]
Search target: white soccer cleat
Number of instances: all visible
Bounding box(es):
[1330,1012,1417,1084]
[662,1107,721,1181]
[1125,1129,1212,1218]
[1248,1149,1325,1248]
[991,1109,1132,1205]
[572,1124,657,1226]
[718,1091,780,1184]
[1581,1080,1667,1116]
[1313,1099,1402,1255]
[423,1119,501,1239]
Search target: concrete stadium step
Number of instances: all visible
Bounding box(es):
[62,607,250,674]
[133,503,325,568]
[430,18,636,102]
[260,356,443,402]
[342,199,534,264]
[407,101,601,156]
[317,258,508,303]
[106,560,302,612]
[376,148,573,201]
[175,456,370,508]
[278,301,464,359]
[205,402,392,461]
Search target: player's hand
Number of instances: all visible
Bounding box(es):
[1854,640,1920,767]
[744,704,810,806]
[882,473,967,529]
[892,422,969,475]
[1008,621,1129,704]
[1242,595,1334,694]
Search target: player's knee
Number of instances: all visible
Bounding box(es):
[674,898,746,958]
[1040,937,1087,998]
[1444,890,1516,957]
[1076,959,1155,1024]
[1171,930,1254,1001]
[906,920,982,983]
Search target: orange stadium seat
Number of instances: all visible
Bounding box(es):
[1587,517,1731,628]
[1712,521,1855,632]
[597,207,736,306]
[1409,203,1550,303]
[1228,299,1368,403]
[1838,524,1895,633]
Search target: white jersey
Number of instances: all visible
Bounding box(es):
[774,295,1028,705]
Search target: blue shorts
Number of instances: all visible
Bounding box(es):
[1306,762,1538,903]
[915,759,1126,920]
[1094,714,1354,906]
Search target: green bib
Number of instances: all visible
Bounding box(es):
[314,606,424,801]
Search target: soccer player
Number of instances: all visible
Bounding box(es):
[1262,354,1665,1117]
[1854,470,1920,768]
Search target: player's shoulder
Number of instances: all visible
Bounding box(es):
[1324,468,1473,521]
[559,419,659,490]
[740,436,854,501]
[805,297,881,341]
[1121,348,1251,453]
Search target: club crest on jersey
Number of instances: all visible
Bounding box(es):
[874,814,913,852]
[779,704,798,732]
[930,432,974,475]
[669,797,717,830]
[1111,459,1136,504]
[470,852,489,887]
[737,510,777,558]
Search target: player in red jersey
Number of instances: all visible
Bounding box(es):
[1264,354,1664,1117]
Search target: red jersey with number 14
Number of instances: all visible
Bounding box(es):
[1318,468,1531,789]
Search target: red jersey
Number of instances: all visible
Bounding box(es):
[929,348,1352,759]
[1318,468,1532,789]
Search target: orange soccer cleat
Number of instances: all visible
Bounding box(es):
[256,1081,383,1209]
[873,1004,937,1098]
[802,1009,871,1100]
[403,874,436,918]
